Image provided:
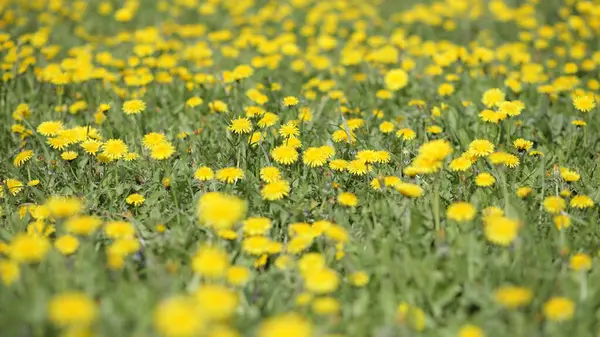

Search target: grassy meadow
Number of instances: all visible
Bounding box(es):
[1,0,600,336]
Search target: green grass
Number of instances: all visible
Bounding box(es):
[1,0,600,336]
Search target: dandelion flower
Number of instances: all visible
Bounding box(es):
[258,113,279,128]
[312,297,340,315]
[261,180,290,200]
[260,166,281,183]
[104,221,135,239]
[194,284,238,320]
[560,168,580,182]
[102,139,128,160]
[0,260,19,285]
[47,137,70,150]
[384,68,409,91]
[303,147,330,167]
[449,157,471,171]
[271,145,298,165]
[396,302,425,331]
[543,297,575,321]
[216,167,244,184]
[446,202,476,222]
[13,150,34,167]
[494,286,533,309]
[5,179,24,196]
[227,266,251,286]
[194,166,214,181]
[209,100,228,113]
[484,216,519,246]
[45,196,82,218]
[48,292,96,327]
[279,122,299,138]
[142,133,167,149]
[469,140,495,157]
[543,196,566,214]
[553,214,570,230]
[55,235,79,255]
[379,121,395,133]
[258,313,312,337]
[186,96,203,108]
[126,193,145,206]
[197,192,246,230]
[395,183,423,198]
[426,125,443,134]
[65,215,102,236]
[573,95,595,112]
[513,138,533,151]
[458,325,484,337]
[475,172,495,187]
[80,140,102,155]
[569,253,592,271]
[304,268,339,294]
[153,296,204,337]
[516,187,532,198]
[37,121,64,136]
[499,101,523,116]
[192,246,229,279]
[9,233,50,263]
[329,159,348,171]
[570,195,593,209]
[337,192,358,207]
[283,96,299,107]
[229,117,253,134]
[61,151,78,161]
[481,88,505,108]
[243,217,272,236]
[150,141,175,160]
[396,128,416,140]
[124,152,139,161]
[347,159,370,176]
[122,99,146,115]
[349,271,369,287]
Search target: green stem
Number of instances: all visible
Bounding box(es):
[433,179,440,233]
[580,271,588,301]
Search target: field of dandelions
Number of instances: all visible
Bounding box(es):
[3,0,600,336]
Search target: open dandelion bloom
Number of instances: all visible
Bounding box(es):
[197,192,246,230]
[258,313,312,337]
[192,246,229,278]
[216,167,244,184]
[475,172,496,187]
[261,180,291,201]
[4,0,600,334]
[13,150,34,167]
[125,193,145,206]
[543,297,575,321]
[543,196,566,214]
[153,296,204,337]
[494,286,533,309]
[259,166,281,183]
[194,166,214,181]
[122,99,146,115]
[48,292,96,327]
[569,253,592,271]
[484,216,519,246]
[573,94,595,112]
[229,117,253,134]
[384,68,409,91]
[271,145,298,165]
[337,192,358,207]
[446,202,476,222]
